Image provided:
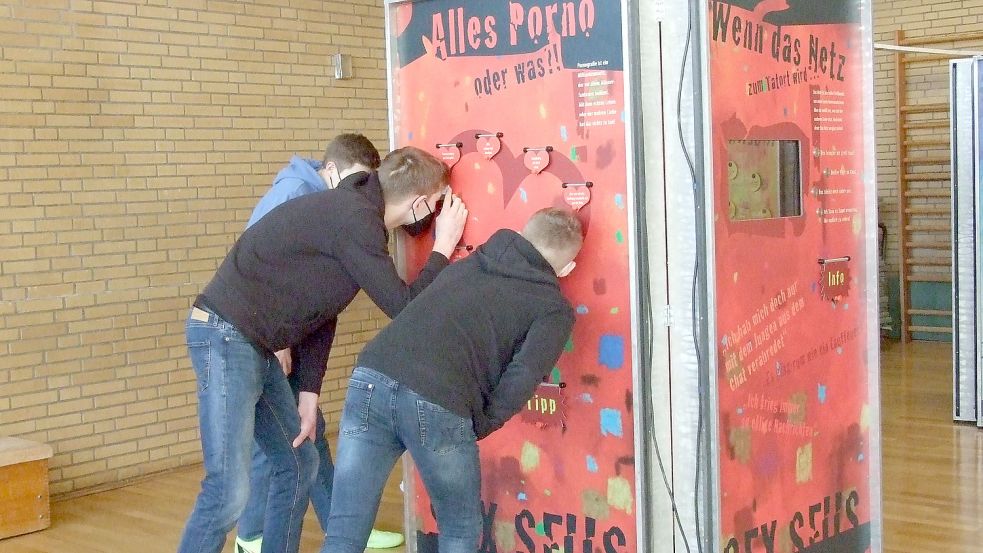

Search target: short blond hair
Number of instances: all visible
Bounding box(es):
[378,147,449,201]
[522,207,584,270]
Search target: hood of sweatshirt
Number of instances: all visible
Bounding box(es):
[474,229,559,288]
[350,170,383,216]
[274,155,325,192]
[247,156,327,228]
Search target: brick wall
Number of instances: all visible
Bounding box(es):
[0,0,389,496]
[873,0,983,276]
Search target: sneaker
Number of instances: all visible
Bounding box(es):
[366,528,404,549]
[235,535,262,553]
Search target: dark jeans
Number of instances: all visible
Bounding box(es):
[322,367,481,553]
[177,306,318,553]
[238,385,333,538]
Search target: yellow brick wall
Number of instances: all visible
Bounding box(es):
[0,0,389,496]
[874,0,983,277]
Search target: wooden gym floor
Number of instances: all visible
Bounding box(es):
[3,341,981,552]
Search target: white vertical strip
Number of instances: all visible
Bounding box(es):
[951,58,978,423]
[632,0,676,550]
[859,1,884,551]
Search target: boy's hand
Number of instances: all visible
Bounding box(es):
[293,391,319,447]
[274,348,292,376]
[432,193,467,258]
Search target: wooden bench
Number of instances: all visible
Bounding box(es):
[0,437,53,539]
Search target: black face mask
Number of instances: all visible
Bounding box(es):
[401,199,435,237]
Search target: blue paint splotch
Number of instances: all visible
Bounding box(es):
[579,393,593,403]
[586,455,599,473]
[560,125,568,142]
[517,492,528,501]
[576,304,589,315]
[818,384,827,404]
[614,193,625,209]
[598,334,625,370]
[600,408,623,437]
[519,188,528,203]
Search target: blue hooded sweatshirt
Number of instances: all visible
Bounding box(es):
[246,155,325,228]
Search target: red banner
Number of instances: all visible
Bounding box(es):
[389,1,636,551]
[707,1,874,551]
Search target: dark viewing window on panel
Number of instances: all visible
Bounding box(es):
[726,140,803,221]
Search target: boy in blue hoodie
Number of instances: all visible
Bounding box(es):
[235,134,403,552]
[247,135,376,227]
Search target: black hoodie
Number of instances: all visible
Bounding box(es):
[357,228,575,440]
[196,171,449,394]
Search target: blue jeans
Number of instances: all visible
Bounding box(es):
[177,306,319,553]
[238,389,333,538]
[322,367,481,553]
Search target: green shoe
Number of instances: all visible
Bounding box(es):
[235,535,262,553]
[366,528,404,549]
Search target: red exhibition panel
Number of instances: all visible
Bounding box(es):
[387,1,637,551]
[707,1,876,552]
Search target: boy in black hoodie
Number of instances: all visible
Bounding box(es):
[320,207,583,553]
[177,147,467,553]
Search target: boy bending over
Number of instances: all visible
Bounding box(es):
[321,207,583,553]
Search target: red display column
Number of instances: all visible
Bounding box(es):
[385,1,642,552]
[704,1,882,551]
